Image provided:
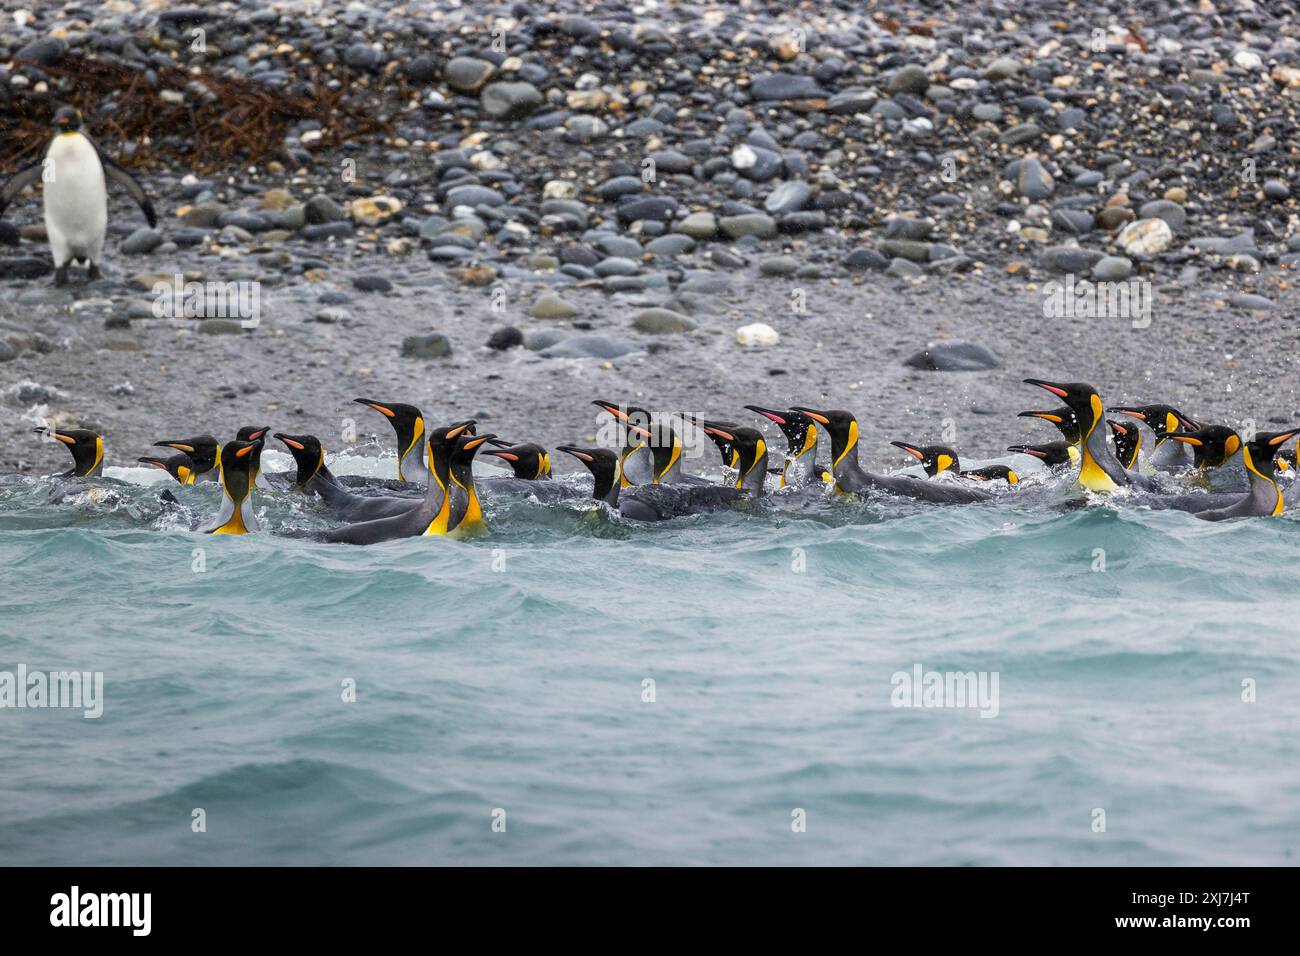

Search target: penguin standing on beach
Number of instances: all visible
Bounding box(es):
[0,107,157,285]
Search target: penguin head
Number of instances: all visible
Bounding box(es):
[237,426,269,476]
[481,440,551,480]
[696,422,767,489]
[593,399,656,446]
[37,427,103,477]
[218,439,262,502]
[789,407,858,462]
[274,433,325,489]
[52,106,83,132]
[746,405,819,458]
[1106,404,1200,440]
[154,435,219,472]
[1023,380,1104,434]
[1241,428,1300,479]
[890,441,960,477]
[962,465,1020,485]
[426,420,478,484]
[448,432,493,480]
[700,421,742,468]
[1017,407,1080,444]
[1106,419,1142,469]
[354,398,425,460]
[137,453,194,484]
[1007,441,1078,467]
[1164,424,1241,469]
[678,413,743,469]
[558,445,620,499]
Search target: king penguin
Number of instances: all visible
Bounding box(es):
[788,408,992,504]
[354,398,430,486]
[35,427,104,477]
[153,435,220,483]
[0,107,157,285]
[201,439,262,534]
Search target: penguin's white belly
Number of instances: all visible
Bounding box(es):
[43,134,107,263]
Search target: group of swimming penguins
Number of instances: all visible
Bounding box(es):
[30,375,1300,543]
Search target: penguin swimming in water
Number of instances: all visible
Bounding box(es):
[1017,407,1081,445]
[890,441,962,478]
[892,440,1019,487]
[201,439,262,534]
[745,405,831,488]
[138,453,195,484]
[1164,425,1241,471]
[1188,428,1300,520]
[788,408,992,504]
[153,435,220,483]
[594,402,713,486]
[1022,380,1162,493]
[35,427,104,477]
[354,398,429,486]
[0,107,157,285]
[558,422,767,522]
[591,401,663,487]
[961,465,1019,485]
[1006,441,1080,468]
[310,425,486,544]
[274,431,427,522]
[481,440,551,480]
[1107,419,1142,471]
[237,426,270,487]
[1106,404,1200,471]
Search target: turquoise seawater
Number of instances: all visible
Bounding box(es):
[1,456,1297,866]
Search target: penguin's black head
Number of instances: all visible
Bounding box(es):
[1242,428,1300,479]
[699,423,767,489]
[1107,419,1142,470]
[1106,404,1200,440]
[426,420,478,482]
[138,453,195,484]
[1017,407,1080,444]
[746,405,818,457]
[789,407,858,462]
[481,440,551,479]
[354,398,425,459]
[237,425,270,443]
[154,435,219,472]
[701,421,742,468]
[219,439,262,501]
[449,432,492,475]
[558,445,620,500]
[1024,380,1104,435]
[592,399,656,445]
[37,427,103,477]
[52,107,82,132]
[962,465,1020,485]
[274,433,324,488]
[890,441,960,477]
[1164,424,1241,469]
[1007,441,1077,467]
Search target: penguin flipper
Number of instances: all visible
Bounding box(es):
[95,147,157,228]
[0,161,45,219]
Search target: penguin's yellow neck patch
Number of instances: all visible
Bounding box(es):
[212,502,248,535]
[1077,395,1118,492]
